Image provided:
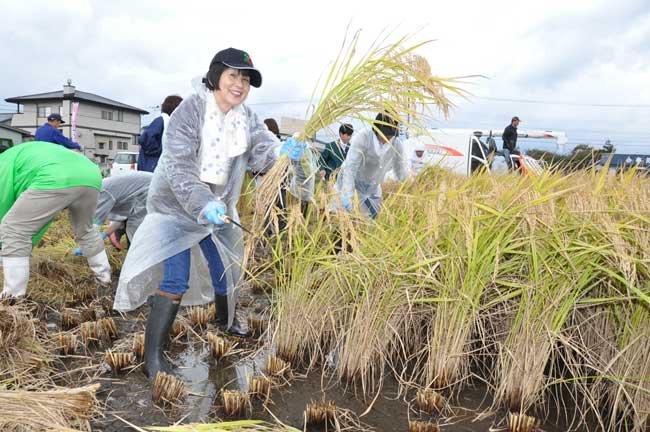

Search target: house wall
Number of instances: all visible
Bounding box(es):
[10,99,142,167]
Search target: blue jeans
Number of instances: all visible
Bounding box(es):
[159,235,227,296]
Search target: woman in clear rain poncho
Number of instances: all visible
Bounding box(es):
[331,113,408,218]
[113,48,307,378]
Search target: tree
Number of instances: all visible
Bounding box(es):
[602,139,615,153]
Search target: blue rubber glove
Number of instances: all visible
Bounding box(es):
[203,201,227,225]
[101,231,108,240]
[279,136,306,161]
[341,194,353,212]
[74,247,83,256]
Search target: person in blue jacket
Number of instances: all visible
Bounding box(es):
[34,113,82,150]
[137,95,183,172]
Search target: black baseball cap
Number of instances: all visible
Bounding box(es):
[47,113,65,123]
[512,116,521,122]
[209,48,262,88]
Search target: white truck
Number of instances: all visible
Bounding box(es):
[402,128,568,177]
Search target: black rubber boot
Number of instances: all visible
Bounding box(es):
[143,294,180,379]
[215,294,248,338]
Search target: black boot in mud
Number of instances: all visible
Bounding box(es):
[215,294,249,338]
[143,294,180,379]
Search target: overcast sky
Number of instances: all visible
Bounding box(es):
[1,0,649,154]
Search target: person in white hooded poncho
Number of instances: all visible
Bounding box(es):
[332,113,408,218]
[113,48,307,379]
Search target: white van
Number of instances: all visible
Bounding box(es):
[110,151,139,176]
[402,129,567,177]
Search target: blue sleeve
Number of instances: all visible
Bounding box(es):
[52,128,81,149]
[140,116,164,156]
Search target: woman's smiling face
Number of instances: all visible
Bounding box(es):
[213,68,251,112]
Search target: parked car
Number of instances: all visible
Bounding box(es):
[110,151,139,176]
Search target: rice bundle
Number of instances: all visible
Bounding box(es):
[97,317,118,341]
[265,355,290,379]
[187,306,211,329]
[415,388,444,416]
[221,389,251,417]
[305,400,336,425]
[104,350,135,373]
[507,412,540,432]
[60,307,82,330]
[0,383,100,431]
[58,332,78,356]
[247,314,265,336]
[0,303,52,384]
[248,375,272,400]
[132,332,145,358]
[408,420,440,432]
[152,372,187,406]
[207,331,234,360]
[80,321,100,347]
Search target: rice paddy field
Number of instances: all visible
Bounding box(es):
[1,166,649,431]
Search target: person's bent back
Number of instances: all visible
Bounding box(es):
[0,141,110,298]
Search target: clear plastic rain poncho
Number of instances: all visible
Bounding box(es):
[288,148,318,202]
[95,171,152,241]
[331,128,408,216]
[114,77,281,327]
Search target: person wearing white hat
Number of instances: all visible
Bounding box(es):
[409,142,427,176]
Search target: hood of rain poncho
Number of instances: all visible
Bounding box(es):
[330,128,407,216]
[113,76,281,325]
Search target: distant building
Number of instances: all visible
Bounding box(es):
[0,113,14,125]
[598,153,650,173]
[0,123,33,153]
[5,80,148,166]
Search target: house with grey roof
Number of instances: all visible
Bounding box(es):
[5,80,148,166]
[0,123,33,153]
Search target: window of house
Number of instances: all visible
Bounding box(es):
[98,142,105,150]
[101,110,114,121]
[117,141,128,150]
[38,106,52,117]
[117,111,124,122]
[108,140,113,150]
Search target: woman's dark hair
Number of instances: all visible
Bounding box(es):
[203,63,251,91]
[161,95,183,115]
[374,112,399,138]
[339,123,354,135]
[264,118,281,138]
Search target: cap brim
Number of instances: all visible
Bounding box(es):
[59,120,66,124]
[222,62,262,88]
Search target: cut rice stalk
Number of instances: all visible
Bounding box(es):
[507,412,540,432]
[152,372,187,407]
[221,389,251,417]
[187,306,210,329]
[132,333,145,358]
[415,388,444,416]
[58,332,78,356]
[104,350,135,373]
[409,420,440,432]
[266,355,290,379]
[305,400,336,425]
[249,375,272,401]
[207,332,234,360]
[97,317,118,341]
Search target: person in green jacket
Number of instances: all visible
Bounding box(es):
[318,123,354,181]
[0,141,111,298]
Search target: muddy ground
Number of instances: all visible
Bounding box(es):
[40,282,594,432]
